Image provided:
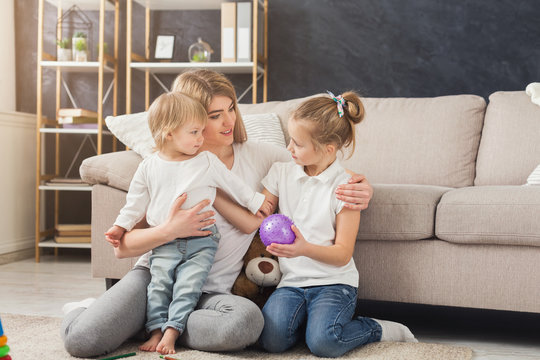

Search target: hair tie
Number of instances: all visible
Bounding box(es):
[326,90,346,117]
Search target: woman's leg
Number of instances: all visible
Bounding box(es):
[259,287,307,353]
[179,293,264,351]
[61,266,151,357]
[304,285,382,358]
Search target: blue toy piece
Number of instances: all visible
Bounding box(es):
[259,214,296,246]
[0,316,3,336]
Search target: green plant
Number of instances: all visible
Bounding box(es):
[56,38,70,49]
[75,39,87,51]
[96,42,109,54]
[73,31,87,38]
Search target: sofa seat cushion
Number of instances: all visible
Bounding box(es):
[80,150,142,192]
[358,184,451,241]
[436,186,540,247]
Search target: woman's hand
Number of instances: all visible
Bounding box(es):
[266,225,308,258]
[115,194,216,259]
[336,173,373,210]
[160,193,216,239]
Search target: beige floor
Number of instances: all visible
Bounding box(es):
[0,250,539,360]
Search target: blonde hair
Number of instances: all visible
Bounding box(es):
[291,91,365,157]
[147,92,207,151]
[171,69,247,143]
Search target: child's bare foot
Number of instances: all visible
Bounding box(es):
[139,329,162,352]
[156,327,180,355]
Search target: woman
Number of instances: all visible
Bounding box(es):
[61,70,374,357]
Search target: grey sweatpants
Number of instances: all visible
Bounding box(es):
[61,266,264,358]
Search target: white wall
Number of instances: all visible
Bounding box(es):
[0,0,16,112]
[0,112,36,255]
[0,1,35,256]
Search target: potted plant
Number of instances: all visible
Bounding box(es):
[56,38,71,61]
[72,31,88,62]
[96,42,109,56]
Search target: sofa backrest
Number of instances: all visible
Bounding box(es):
[474,91,540,186]
[241,94,486,188]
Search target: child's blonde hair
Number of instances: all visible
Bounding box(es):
[147,92,207,151]
[171,69,247,143]
[291,91,365,157]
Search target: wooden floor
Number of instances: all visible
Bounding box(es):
[0,250,539,359]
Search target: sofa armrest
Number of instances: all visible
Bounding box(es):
[91,184,137,279]
[80,150,142,192]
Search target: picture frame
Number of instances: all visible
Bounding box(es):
[154,35,175,60]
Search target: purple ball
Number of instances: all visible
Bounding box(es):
[259,214,296,246]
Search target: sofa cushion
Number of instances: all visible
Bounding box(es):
[475,91,540,186]
[80,150,142,192]
[242,95,486,187]
[436,186,540,247]
[342,95,486,187]
[357,184,451,241]
[238,95,316,143]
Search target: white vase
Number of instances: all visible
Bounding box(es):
[57,48,72,61]
[74,50,88,62]
[72,37,88,61]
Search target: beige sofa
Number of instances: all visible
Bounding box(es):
[81,91,540,314]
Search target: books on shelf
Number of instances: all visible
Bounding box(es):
[62,123,99,129]
[45,177,86,186]
[57,224,91,232]
[236,2,252,62]
[57,108,98,124]
[221,2,236,62]
[55,224,91,243]
[55,236,91,243]
[58,108,98,118]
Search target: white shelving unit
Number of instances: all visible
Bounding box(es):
[35,0,120,261]
[126,0,269,112]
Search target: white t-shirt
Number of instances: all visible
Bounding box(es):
[115,150,265,230]
[261,159,359,289]
[134,141,291,294]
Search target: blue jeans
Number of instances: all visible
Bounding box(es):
[146,225,220,334]
[260,284,382,358]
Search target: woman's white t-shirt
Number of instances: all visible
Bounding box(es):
[134,141,291,294]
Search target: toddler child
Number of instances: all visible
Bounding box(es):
[105,92,269,355]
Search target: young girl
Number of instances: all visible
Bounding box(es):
[105,92,269,355]
[220,91,417,357]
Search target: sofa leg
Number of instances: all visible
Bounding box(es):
[105,278,120,290]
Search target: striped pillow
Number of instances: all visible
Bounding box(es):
[526,164,540,185]
[242,113,286,148]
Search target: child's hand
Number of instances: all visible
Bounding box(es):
[257,198,275,219]
[105,225,125,248]
[266,225,308,258]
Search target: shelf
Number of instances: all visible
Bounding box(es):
[45,0,115,11]
[38,239,91,249]
[133,0,223,10]
[39,127,112,135]
[40,61,115,73]
[130,62,264,74]
[39,184,92,191]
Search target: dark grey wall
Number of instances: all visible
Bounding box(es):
[16,0,540,224]
[267,0,540,99]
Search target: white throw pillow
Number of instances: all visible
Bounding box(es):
[526,164,540,185]
[242,113,286,148]
[105,111,286,158]
[105,112,155,158]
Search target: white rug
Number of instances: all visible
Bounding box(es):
[1,313,472,360]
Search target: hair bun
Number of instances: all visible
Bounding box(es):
[342,91,365,124]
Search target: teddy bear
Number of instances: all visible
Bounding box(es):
[231,232,281,308]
